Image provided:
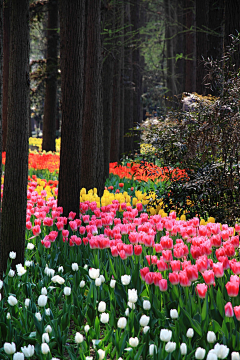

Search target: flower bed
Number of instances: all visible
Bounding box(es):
[1,172,240,359]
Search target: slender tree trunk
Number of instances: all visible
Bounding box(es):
[185,0,196,93]
[0,1,2,186]
[176,0,184,95]
[0,0,29,273]
[102,2,114,180]
[119,2,125,157]
[124,2,134,155]
[42,0,58,152]
[58,0,85,217]
[196,0,208,94]
[2,0,10,152]
[224,0,240,69]
[80,0,104,196]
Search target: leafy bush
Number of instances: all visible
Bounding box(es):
[141,35,240,224]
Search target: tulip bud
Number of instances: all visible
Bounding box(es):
[149,344,157,356]
[41,287,47,295]
[9,251,16,259]
[42,333,50,343]
[170,309,178,319]
[80,280,85,288]
[64,287,71,296]
[129,337,139,347]
[95,277,102,286]
[13,352,24,360]
[180,343,187,355]
[98,301,106,312]
[21,345,35,357]
[25,298,30,307]
[121,274,131,285]
[41,343,50,354]
[195,347,206,359]
[207,331,216,343]
[97,349,105,360]
[160,329,172,342]
[127,301,135,310]
[110,279,116,288]
[89,268,100,279]
[232,352,240,360]
[6,312,11,320]
[38,295,48,307]
[72,263,79,271]
[100,313,109,324]
[125,308,130,316]
[35,312,42,321]
[8,295,18,306]
[58,266,64,273]
[45,325,52,333]
[186,328,194,338]
[117,317,127,329]
[100,275,105,283]
[143,300,151,310]
[139,315,150,327]
[45,308,51,316]
[165,341,176,353]
[8,269,15,277]
[207,349,218,360]
[143,326,150,334]
[84,324,90,333]
[75,332,84,344]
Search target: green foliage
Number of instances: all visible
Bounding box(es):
[142,35,240,224]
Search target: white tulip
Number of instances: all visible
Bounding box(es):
[195,347,206,359]
[41,343,50,354]
[143,300,151,310]
[21,344,35,357]
[97,349,105,360]
[75,332,84,343]
[129,337,139,347]
[8,269,15,277]
[80,280,85,288]
[127,301,135,310]
[139,315,150,327]
[207,331,216,344]
[100,275,105,283]
[232,352,240,360]
[98,301,106,312]
[72,263,79,271]
[84,264,88,270]
[25,298,30,307]
[125,308,130,316]
[9,251,16,259]
[25,260,33,267]
[207,350,218,360]
[45,268,55,277]
[35,312,42,321]
[41,287,47,295]
[51,275,65,284]
[165,341,176,353]
[86,357,93,360]
[128,289,138,303]
[180,343,187,355]
[8,295,18,306]
[13,352,24,360]
[214,343,229,359]
[42,333,50,343]
[58,266,64,273]
[149,344,157,356]
[64,287,71,296]
[186,328,194,338]
[4,342,16,355]
[27,242,35,250]
[100,312,109,324]
[110,279,116,288]
[38,295,48,307]
[95,277,102,286]
[143,326,150,334]
[160,329,172,342]
[89,268,100,279]
[84,324,90,333]
[170,309,178,319]
[6,312,11,319]
[117,317,127,329]
[0,280,3,289]
[45,308,51,316]
[45,325,52,333]
[121,274,131,285]
[17,266,27,276]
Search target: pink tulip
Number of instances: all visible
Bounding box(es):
[196,283,208,298]
[226,281,239,297]
[212,262,224,278]
[159,279,168,291]
[202,270,215,285]
[225,302,234,317]
[234,305,240,320]
[169,272,179,285]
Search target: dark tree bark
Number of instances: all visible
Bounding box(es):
[42,0,58,152]
[0,0,29,272]
[110,1,122,163]
[196,0,208,94]
[207,0,224,61]
[80,0,105,196]
[224,0,240,69]
[175,0,185,95]
[0,1,2,183]
[102,1,114,179]
[124,2,134,155]
[119,2,125,157]
[185,0,196,93]
[58,0,85,217]
[2,0,10,152]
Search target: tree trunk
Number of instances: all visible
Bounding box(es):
[58,0,85,217]
[110,2,121,163]
[124,2,134,155]
[196,0,208,94]
[42,0,58,152]
[0,0,29,273]
[176,0,185,95]
[224,0,240,69]
[185,0,196,93]
[119,2,125,157]
[102,1,114,180]
[0,1,2,186]
[2,0,10,152]
[80,0,104,196]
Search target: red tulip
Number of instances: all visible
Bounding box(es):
[169,272,179,285]
[134,245,142,256]
[157,258,168,271]
[153,272,162,286]
[225,302,234,317]
[140,267,150,281]
[145,272,154,285]
[234,305,240,320]
[162,250,173,263]
[196,283,208,299]
[170,260,181,272]
[212,262,224,278]
[202,270,215,285]
[226,281,239,297]
[186,265,198,282]
[159,279,168,291]
[146,255,158,266]
[179,271,191,287]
